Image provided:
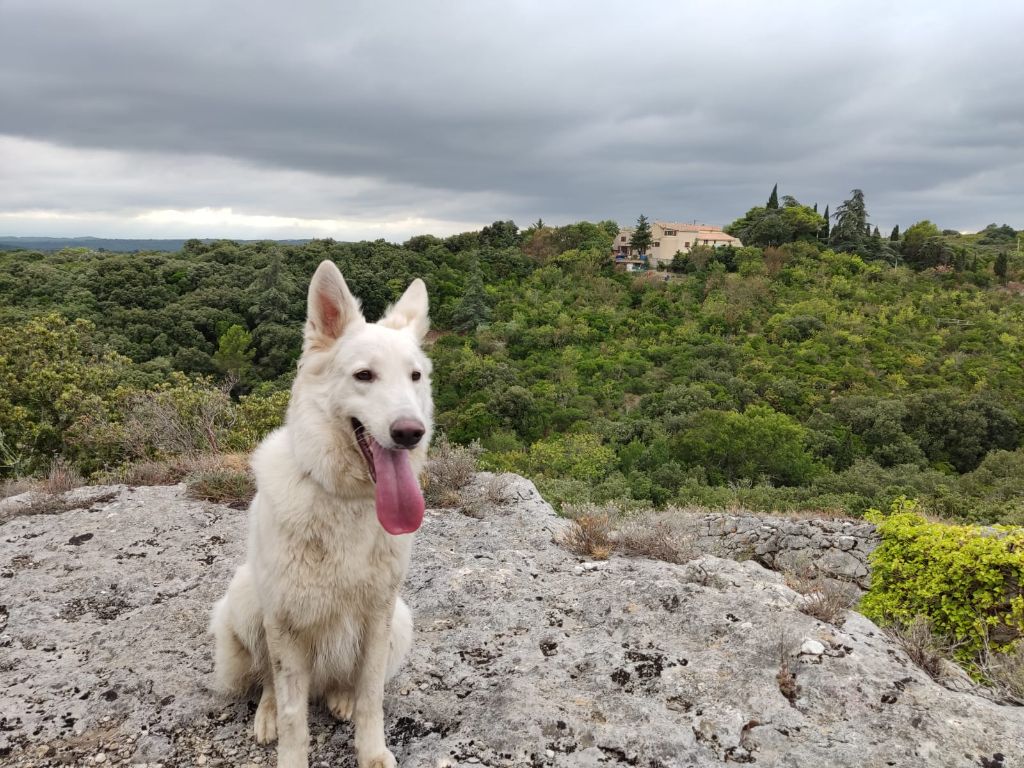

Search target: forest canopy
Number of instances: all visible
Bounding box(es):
[2,198,1022,524]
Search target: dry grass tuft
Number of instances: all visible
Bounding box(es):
[886,616,949,681]
[423,434,482,507]
[1,489,118,525]
[111,459,192,486]
[560,510,614,560]
[1,476,39,500]
[558,503,696,565]
[185,469,255,509]
[458,491,488,520]
[788,574,858,627]
[774,632,801,706]
[484,473,514,505]
[617,516,692,564]
[978,635,1024,705]
[45,457,84,495]
[100,453,250,487]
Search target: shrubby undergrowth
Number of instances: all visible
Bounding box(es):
[861,498,1024,683]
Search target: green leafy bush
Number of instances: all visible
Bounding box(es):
[860,498,1024,661]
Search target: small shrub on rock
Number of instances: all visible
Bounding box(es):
[46,457,84,494]
[885,616,949,680]
[617,516,692,564]
[185,469,255,508]
[559,507,614,560]
[790,576,858,627]
[424,434,482,507]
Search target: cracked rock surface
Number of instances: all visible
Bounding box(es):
[1,476,1022,767]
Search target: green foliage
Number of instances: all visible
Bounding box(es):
[979,223,1017,245]
[225,388,291,452]
[213,324,255,385]
[630,214,653,255]
[861,498,1024,661]
[901,220,949,269]
[672,406,821,485]
[450,261,492,332]
[3,210,1024,521]
[995,251,1009,284]
[829,189,869,252]
[725,190,824,247]
[0,314,134,475]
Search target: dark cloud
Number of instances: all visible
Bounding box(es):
[1,0,1021,237]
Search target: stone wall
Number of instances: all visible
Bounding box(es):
[681,513,879,588]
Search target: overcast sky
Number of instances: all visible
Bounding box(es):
[1,0,1021,240]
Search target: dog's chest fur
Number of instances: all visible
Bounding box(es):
[248,429,412,635]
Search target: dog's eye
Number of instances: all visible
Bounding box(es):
[411,371,421,382]
[354,370,375,382]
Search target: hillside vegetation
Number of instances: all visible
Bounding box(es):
[2,202,1023,524]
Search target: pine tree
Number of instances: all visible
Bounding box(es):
[830,189,869,252]
[767,184,779,210]
[813,203,818,213]
[630,214,653,255]
[819,205,830,241]
[873,226,881,237]
[890,225,900,241]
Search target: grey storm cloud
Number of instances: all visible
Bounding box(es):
[0,0,1022,238]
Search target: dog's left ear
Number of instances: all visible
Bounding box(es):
[379,279,429,342]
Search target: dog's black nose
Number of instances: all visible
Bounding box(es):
[390,419,425,448]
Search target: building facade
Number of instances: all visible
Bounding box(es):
[613,221,742,269]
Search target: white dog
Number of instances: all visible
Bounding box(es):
[210,260,433,768]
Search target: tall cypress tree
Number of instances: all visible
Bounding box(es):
[820,205,830,241]
[890,225,900,241]
[767,184,779,210]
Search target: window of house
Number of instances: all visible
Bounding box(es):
[653,241,660,248]
[620,235,627,241]
[664,229,676,236]
[684,241,690,247]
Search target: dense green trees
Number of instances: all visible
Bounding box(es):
[2,212,1022,523]
[725,187,825,247]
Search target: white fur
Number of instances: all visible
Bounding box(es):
[210,261,432,768]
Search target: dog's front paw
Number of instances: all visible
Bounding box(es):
[359,749,397,768]
[253,694,278,744]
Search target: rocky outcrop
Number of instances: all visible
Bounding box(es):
[1,476,1021,767]
[680,513,878,588]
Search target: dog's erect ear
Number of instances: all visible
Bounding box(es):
[379,278,429,342]
[304,260,363,352]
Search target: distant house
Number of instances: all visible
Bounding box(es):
[612,221,742,270]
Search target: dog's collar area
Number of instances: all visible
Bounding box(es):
[351,418,376,482]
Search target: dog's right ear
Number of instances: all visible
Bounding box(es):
[304,260,363,352]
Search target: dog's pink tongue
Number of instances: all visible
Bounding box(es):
[370,442,424,535]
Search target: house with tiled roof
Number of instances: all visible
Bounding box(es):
[612,221,742,270]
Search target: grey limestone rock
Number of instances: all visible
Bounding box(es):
[0,476,1021,767]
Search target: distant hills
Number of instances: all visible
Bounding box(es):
[0,236,312,253]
